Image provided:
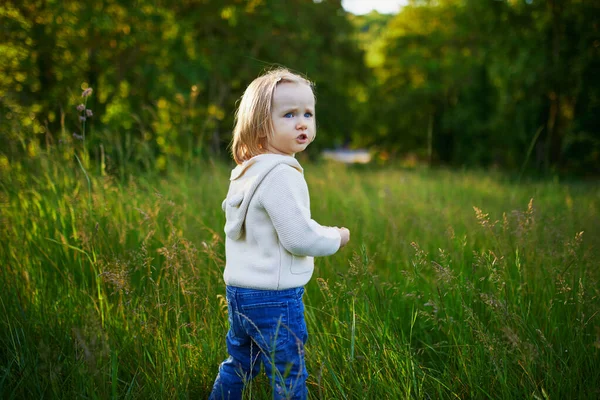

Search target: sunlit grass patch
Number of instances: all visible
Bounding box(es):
[1,154,599,398]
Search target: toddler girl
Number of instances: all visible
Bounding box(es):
[209,68,350,400]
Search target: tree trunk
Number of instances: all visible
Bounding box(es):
[545,0,563,169]
[427,111,433,166]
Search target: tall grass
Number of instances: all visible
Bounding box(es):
[0,147,599,398]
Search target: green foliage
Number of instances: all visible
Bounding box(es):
[2,1,598,175]
[0,0,365,172]
[355,0,600,173]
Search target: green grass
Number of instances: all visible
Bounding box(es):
[1,151,599,399]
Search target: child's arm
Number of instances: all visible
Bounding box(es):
[259,166,343,257]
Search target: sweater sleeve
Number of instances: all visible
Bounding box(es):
[258,165,341,257]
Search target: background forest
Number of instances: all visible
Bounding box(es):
[2,0,599,174]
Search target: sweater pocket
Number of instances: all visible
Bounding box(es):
[290,255,312,275]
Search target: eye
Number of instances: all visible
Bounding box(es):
[304,112,313,118]
[284,112,294,118]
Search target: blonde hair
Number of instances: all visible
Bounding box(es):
[231,68,315,165]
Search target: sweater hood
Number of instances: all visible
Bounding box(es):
[223,154,303,240]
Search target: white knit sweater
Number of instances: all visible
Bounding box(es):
[221,154,342,290]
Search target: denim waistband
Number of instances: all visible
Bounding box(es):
[226,285,304,299]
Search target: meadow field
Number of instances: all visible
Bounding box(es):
[1,152,599,399]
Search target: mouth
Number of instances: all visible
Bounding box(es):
[296,133,309,143]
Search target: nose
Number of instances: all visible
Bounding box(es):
[296,119,307,130]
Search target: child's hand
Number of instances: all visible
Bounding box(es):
[336,227,350,248]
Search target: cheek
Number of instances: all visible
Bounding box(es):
[280,120,296,131]
[272,119,284,131]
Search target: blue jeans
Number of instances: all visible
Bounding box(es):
[209,286,309,400]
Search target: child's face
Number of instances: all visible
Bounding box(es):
[267,82,316,157]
